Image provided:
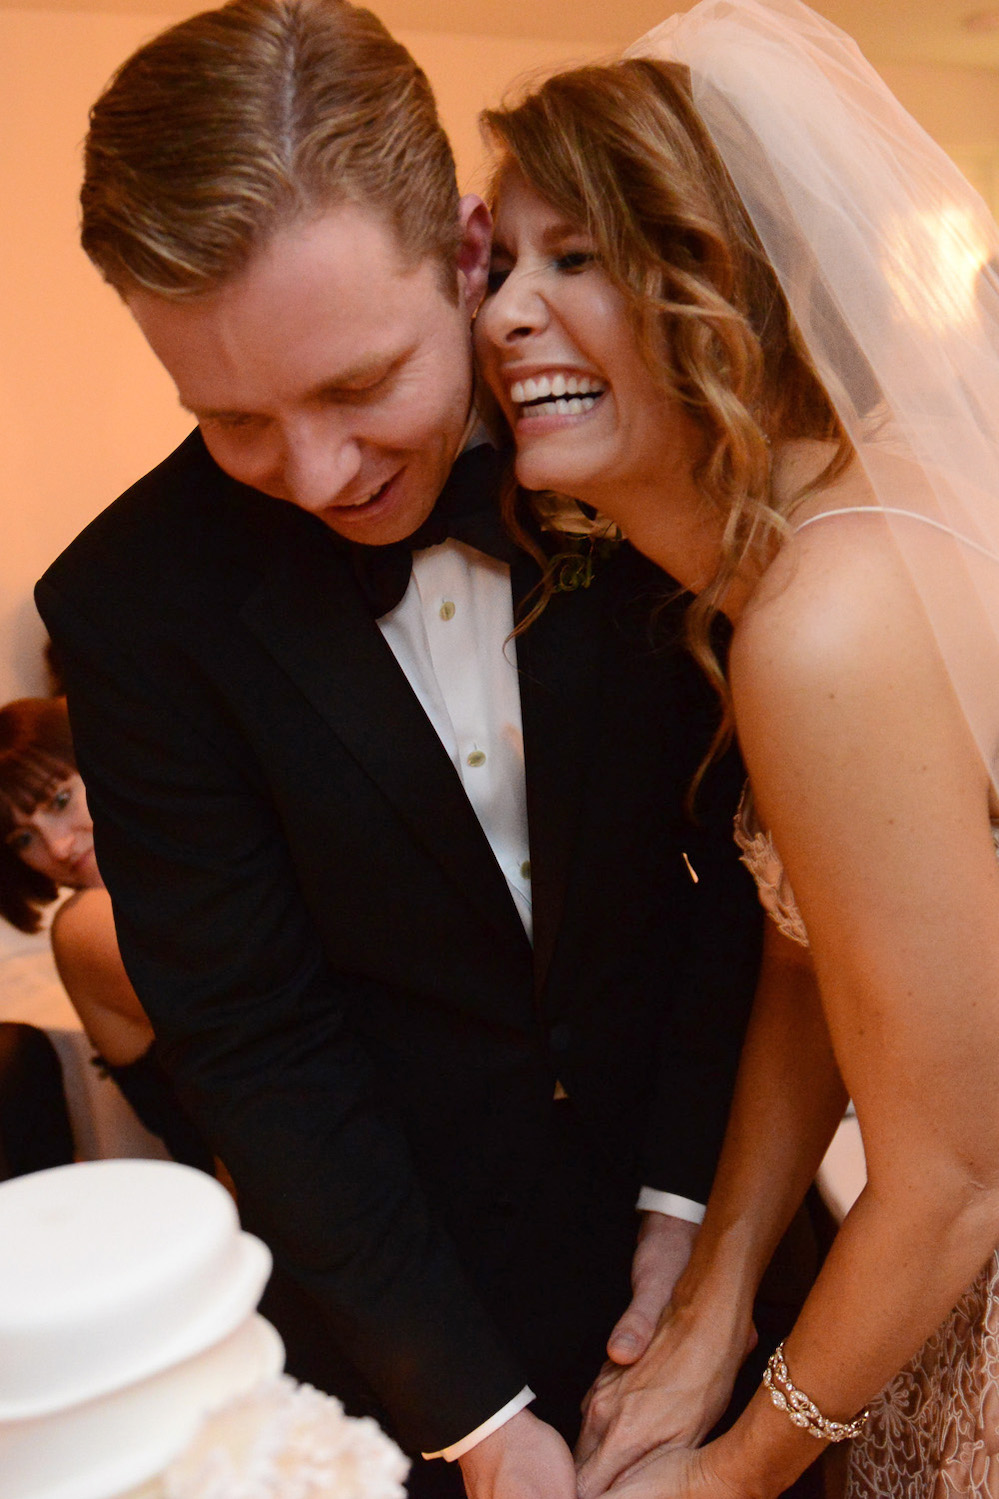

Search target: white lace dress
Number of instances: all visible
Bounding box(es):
[735,791,999,1498]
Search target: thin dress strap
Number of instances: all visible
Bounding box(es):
[794,506,999,567]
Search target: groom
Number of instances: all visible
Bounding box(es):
[36,1,797,1495]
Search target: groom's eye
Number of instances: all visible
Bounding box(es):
[555,250,596,273]
[485,265,511,295]
[323,356,404,404]
[334,375,391,404]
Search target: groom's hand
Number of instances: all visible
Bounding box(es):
[458,1408,576,1499]
[606,1213,700,1366]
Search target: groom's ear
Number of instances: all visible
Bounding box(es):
[455,195,493,317]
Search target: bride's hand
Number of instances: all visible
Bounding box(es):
[604,1443,747,1499]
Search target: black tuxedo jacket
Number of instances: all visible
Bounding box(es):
[37,431,763,1454]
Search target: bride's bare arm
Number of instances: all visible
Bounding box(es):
[664,516,999,1498]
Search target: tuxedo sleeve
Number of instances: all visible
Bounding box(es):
[35,575,527,1455]
[640,744,764,1205]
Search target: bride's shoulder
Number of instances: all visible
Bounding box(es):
[732,450,935,706]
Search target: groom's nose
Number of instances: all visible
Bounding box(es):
[278,414,364,513]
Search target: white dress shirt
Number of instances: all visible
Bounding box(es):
[377,540,533,939]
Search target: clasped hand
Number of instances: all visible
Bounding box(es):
[575,1214,755,1499]
[458,1214,753,1499]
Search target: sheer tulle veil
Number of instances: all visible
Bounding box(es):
[628,0,999,791]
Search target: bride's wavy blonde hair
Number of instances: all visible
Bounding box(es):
[482,58,852,768]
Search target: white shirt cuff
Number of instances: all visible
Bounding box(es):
[636,1187,706,1224]
[422,1386,536,1462]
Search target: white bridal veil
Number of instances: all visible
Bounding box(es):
[629,0,999,791]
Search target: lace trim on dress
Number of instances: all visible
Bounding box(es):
[732,786,810,947]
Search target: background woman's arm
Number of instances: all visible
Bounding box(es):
[51,888,154,1065]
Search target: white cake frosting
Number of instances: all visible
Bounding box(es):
[0,1160,271,1421]
[0,1316,283,1499]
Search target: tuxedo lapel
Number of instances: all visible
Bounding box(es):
[240,534,526,947]
[513,549,615,1000]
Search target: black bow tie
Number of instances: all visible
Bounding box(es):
[348,445,519,617]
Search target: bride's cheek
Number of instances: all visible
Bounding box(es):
[472,315,496,369]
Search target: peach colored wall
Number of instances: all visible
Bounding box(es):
[2,4,999,713]
[1,8,191,705]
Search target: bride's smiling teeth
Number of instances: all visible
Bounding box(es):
[510,372,606,419]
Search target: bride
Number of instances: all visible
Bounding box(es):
[475,1,999,1494]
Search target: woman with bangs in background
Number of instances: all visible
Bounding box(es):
[0,696,213,1174]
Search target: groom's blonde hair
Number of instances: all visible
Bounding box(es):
[81,0,461,299]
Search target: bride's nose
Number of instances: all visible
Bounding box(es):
[479,269,551,346]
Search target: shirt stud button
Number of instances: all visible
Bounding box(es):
[466,749,486,768]
[439,600,456,621]
[520,860,532,880]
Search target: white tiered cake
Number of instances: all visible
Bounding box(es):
[0,1160,408,1499]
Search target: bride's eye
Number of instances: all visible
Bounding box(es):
[485,265,511,295]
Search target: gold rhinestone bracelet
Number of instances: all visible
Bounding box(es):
[763,1342,870,1443]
